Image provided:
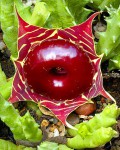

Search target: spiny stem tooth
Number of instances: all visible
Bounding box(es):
[112,36,116,43]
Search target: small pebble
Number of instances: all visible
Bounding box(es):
[58,125,63,132]
[94,22,106,32]
[79,115,88,119]
[53,118,58,124]
[56,121,62,126]
[48,132,54,138]
[54,128,59,137]
[94,22,106,39]
[49,124,58,132]
[0,41,6,50]
[67,113,79,126]
[75,102,96,116]
[41,119,49,127]
[49,118,54,122]
[79,115,93,121]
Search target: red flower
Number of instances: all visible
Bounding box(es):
[9,12,114,127]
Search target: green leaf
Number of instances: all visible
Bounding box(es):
[41,0,76,28]
[99,0,120,10]
[0,0,31,59]
[86,104,119,131]
[68,104,119,136]
[67,104,119,149]
[42,0,93,28]
[0,94,42,142]
[96,7,120,70]
[0,64,7,86]
[108,43,120,70]
[0,94,26,140]
[109,54,120,70]
[1,0,18,59]
[59,144,73,150]
[0,77,13,100]
[65,0,93,24]
[88,0,120,10]
[0,139,19,150]
[0,65,13,99]
[74,7,93,24]
[0,139,36,150]
[0,0,1,22]
[67,127,117,149]
[20,111,42,142]
[15,0,50,27]
[96,7,120,61]
[28,2,50,26]
[37,141,73,150]
[37,141,58,150]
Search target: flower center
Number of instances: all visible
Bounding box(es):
[49,67,68,76]
[23,39,94,101]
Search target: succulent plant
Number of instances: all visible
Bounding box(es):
[1,1,120,149]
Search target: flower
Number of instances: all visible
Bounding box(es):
[9,12,114,127]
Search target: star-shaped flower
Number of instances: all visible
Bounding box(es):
[9,12,115,127]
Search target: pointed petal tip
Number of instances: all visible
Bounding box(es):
[15,9,28,26]
[101,90,116,102]
[84,12,100,26]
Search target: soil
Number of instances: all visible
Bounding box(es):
[0,33,120,150]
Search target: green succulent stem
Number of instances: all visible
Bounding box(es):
[97,7,120,61]
[0,77,13,99]
[67,104,119,149]
[0,64,13,99]
[0,139,36,150]
[0,95,42,142]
